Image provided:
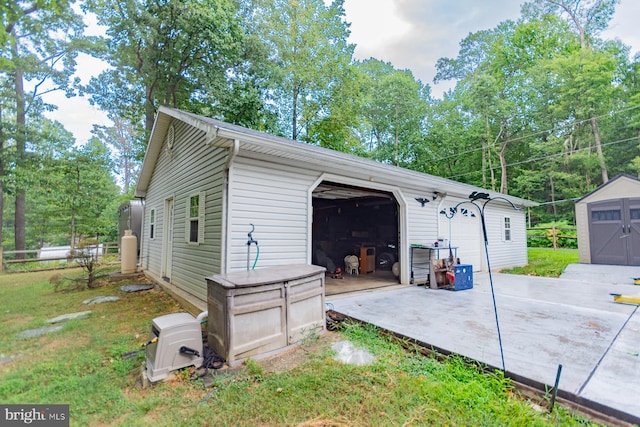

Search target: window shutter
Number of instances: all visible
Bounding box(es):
[185,197,190,243]
[198,191,206,244]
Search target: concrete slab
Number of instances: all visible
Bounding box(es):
[579,306,640,418]
[328,270,640,421]
[561,263,640,287]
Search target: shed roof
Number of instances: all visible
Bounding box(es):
[575,173,640,204]
[136,106,537,207]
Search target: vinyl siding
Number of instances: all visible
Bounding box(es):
[438,196,484,271]
[405,190,439,245]
[141,120,227,300]
[483,203,528,269]
[227,157,319,271]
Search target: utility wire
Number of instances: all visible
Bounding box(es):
[430,104,640,164]
[445,135,639,180]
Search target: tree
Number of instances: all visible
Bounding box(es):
[45,138,119,250]
[247,0,354,141]
[87,0,266,152]
[1,0,86,256]
[435,21,538,194]
[92,118,140,194]
[522,0,620,183]
[357,59,429,166]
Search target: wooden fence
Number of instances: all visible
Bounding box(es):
[527,226,577,249]
[1,242,119,273]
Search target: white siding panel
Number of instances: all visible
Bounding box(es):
[483,204,528,270]
[439,197,484,271]
[403,190,439,282]
[228,158,319,271]
[141,120,227,301]
[405,190,439,246]
[434,198,527,272]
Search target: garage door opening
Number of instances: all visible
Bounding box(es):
[312,181,401,295]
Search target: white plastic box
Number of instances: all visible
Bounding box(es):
[145,312,204,382]
[206,265,326,366]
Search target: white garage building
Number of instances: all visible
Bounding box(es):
[134,106,535,304]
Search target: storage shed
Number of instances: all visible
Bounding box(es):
[575,174,640,265]
[134,106,535,304]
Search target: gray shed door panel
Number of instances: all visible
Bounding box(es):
[629,198,640,265]
[588,198,640,265]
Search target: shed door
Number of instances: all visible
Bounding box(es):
[628,198,640,265]
[588,198,640,265]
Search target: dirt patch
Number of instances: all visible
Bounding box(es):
[258,330,343,374]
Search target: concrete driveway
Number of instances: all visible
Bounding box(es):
[327,264,640,423]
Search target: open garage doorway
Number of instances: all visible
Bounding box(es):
[312,181,402,296]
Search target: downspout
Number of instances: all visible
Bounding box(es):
[436,192,448,243]
[138,198,146,269]
[225,138,240,170]
[221,139,240,274]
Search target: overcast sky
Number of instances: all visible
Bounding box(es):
[44,0,640,145]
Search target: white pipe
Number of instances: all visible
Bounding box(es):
[196,311,208,324]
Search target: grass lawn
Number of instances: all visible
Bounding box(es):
[0,269,601,426]
[500,247,579,277]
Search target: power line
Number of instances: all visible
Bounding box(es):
[430,104,640,164]
[445,135,640,180]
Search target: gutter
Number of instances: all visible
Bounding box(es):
[221,139,240,274]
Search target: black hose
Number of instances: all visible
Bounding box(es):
[192,344,226,379]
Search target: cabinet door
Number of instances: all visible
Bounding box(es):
[229,284,287,361]
[286,275,325,344]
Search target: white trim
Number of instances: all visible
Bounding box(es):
[161,197,174,279]
[307,173,410,285]
[149,208,156,240]
[185,192,205,245]
[503,216,512,242]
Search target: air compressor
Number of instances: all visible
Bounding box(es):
[144,312,204,382]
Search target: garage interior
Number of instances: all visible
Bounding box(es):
[312,181,402,295]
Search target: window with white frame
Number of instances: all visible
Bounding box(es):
[186,192,205,244]
[503,216,511,241]
[149,208,155,240]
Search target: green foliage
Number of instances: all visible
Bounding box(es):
[87,0,266,142]
[1,0,89,254]
[501,247,579,277]
[248,0,355,141]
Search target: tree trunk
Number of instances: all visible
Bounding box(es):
[394,130,399,166]
[589,116,608,183]
[482,138,487,187]
[292,84,298,140]
[12,35,26,259]
[499,139,508,194]
[145,85,155,132]
[498,122,508,194]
